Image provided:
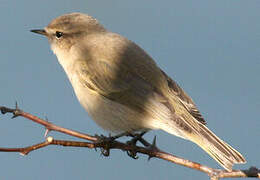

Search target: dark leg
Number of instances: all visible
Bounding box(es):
[126,131,148,146]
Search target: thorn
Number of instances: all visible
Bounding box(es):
[44,129,50,137]
[147,136,158,161]
[20,149,29,156]
[149,136,158,151]
[20,152,26,156]
[15,101,18,110]
[43,116,51,137]
[11,101,21,118]
[148,154,154,161]
[11,114,18,119]
[152,136,157,148]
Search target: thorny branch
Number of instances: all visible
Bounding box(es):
[0,104,259,180]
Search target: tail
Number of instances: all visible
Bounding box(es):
[181,124,246,171]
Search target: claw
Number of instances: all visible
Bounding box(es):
[100,147,110,157]
[125,132,148,160]
[95,134,115,157]
[127,149,139,159]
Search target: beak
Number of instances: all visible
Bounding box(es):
[30,29,47,36]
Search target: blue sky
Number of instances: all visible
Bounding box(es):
[0,1,259,179]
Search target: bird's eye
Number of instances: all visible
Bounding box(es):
[55,31,63,39]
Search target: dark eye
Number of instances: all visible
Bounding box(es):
[55,31,63,39]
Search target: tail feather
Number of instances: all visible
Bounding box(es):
[185,124,246,171]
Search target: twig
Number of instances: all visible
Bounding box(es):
[0,104,97,141]
[0,104,259,179]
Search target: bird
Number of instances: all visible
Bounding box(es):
[31,12,246,171]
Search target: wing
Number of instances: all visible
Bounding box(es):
[77,59,169,114]
[160,70,206,125]
[74,32,173,114]
[77,32,205,125]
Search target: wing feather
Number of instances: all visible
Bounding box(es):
[160,70,206,125]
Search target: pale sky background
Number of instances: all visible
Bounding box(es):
[0,1,259,180]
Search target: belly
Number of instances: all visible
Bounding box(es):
[71,77,150,133]
[67,72,181,137]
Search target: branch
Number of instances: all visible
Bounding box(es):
[0,104,259,179]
